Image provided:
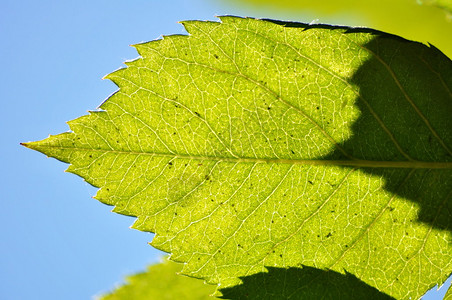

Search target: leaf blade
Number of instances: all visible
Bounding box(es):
[25,17,452,299]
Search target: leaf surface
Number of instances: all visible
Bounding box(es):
[24,17,452,299]
[100,259,215,300]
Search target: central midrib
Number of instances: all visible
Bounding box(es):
[34,145,452,169]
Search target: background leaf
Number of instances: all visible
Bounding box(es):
[100,258,215,300]
[23,17,452,299]
[424,0,452,15]
[445,282,452,300]
[220,0,452,57]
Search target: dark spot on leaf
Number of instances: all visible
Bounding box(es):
[214,54,219,59]
[308,180,313,185]
[168,162,173,165]
[326,232,332,238]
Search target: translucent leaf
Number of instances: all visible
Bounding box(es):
[23,17,452,299]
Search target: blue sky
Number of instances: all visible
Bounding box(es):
[1,0,450,299]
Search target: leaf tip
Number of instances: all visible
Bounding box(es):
[20,140,40,151]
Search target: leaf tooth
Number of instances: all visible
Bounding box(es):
[179,19,221,37]
[66,114,95,132]
[130,42,159,58]
[103,67,130,88]
[217,15,247,24]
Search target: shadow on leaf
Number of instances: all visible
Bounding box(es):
[219,265,395,299]
[273,20,452,232]
[328,32,452,232]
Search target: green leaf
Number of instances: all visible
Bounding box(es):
[100,259,215,300]
[23,17,452,299]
